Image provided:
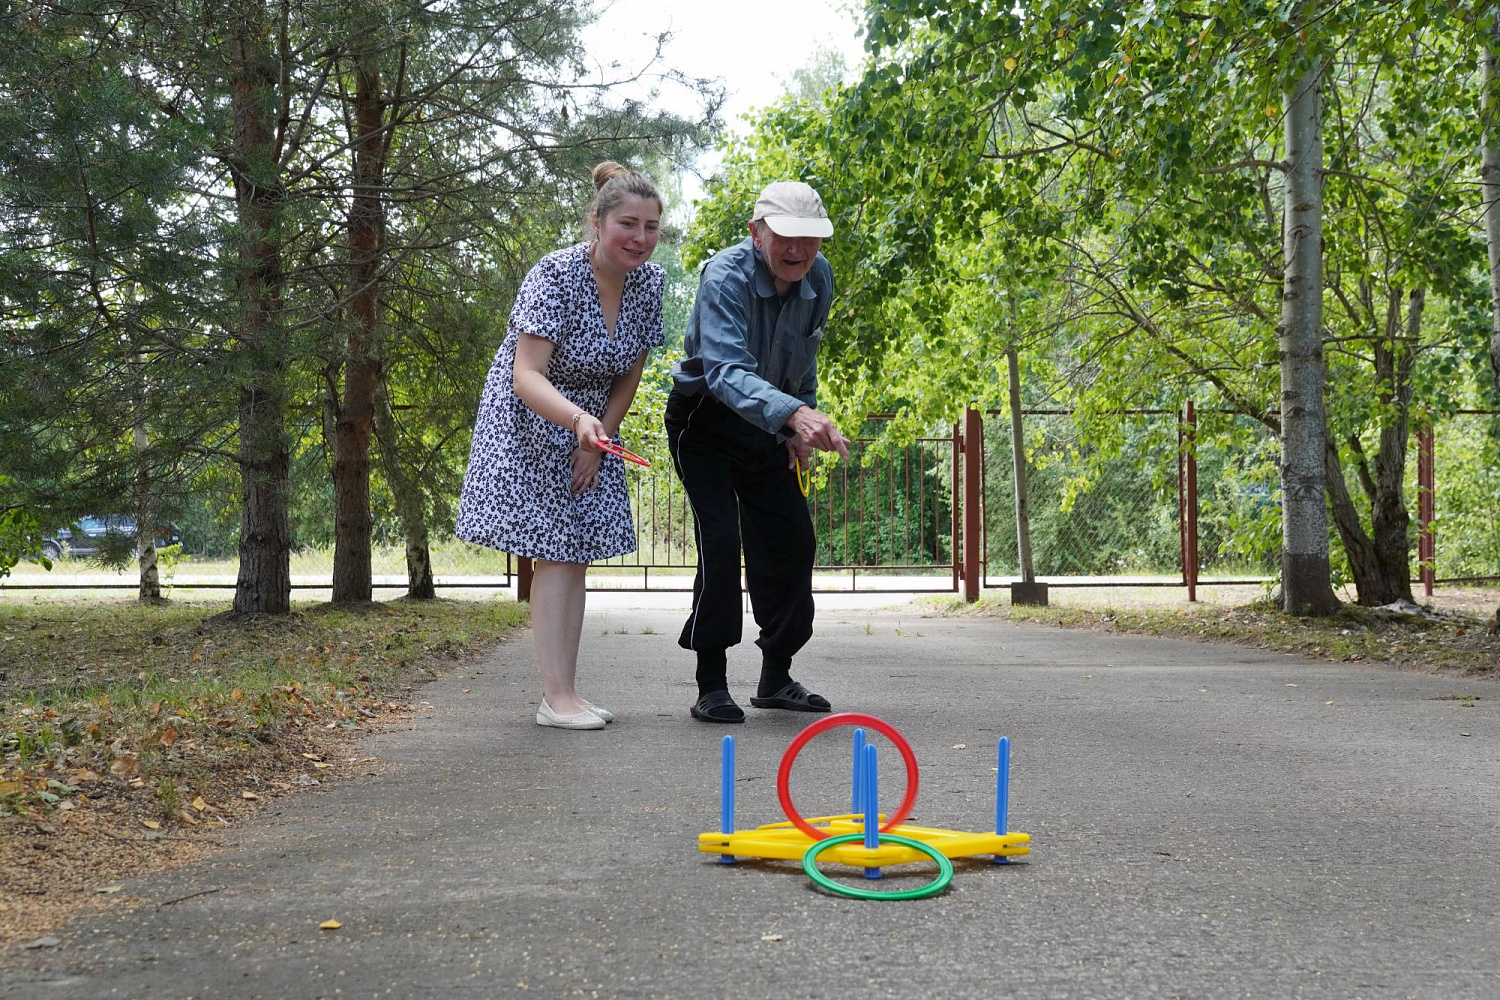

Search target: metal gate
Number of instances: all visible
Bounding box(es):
[531,415,963,595]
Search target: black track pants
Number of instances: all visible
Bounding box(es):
[664,390,815,659]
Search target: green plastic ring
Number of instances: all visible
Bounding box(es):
[801,833,954,901]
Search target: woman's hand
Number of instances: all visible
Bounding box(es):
[571,445,603,496]
[573,412,607,453]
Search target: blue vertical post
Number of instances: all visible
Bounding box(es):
[720,734,736,864]
[863,742,881,880]
[994,736,1010,864]
[852,728,866,816]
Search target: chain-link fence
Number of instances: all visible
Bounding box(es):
[1430,411,1500,583]
[8,407,1492,599]
[981,408,1280,588]
[586,415,958,591]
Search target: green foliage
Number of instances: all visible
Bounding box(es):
[683,0,1498,603]
[0,488,51,578]
[1432,414,1500,577]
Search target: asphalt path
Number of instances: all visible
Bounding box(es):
[5,606,1499,999]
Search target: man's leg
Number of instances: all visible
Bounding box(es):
[666,393,746,722]
[734,447,826,711]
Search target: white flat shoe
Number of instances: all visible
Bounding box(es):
[579,701,615,723]
[536,698,605,730]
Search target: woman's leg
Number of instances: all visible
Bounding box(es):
[530,559,589,714]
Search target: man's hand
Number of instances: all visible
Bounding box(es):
[785,437,812,471]
[784,406,849,460]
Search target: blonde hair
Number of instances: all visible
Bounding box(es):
[590,161,662,228]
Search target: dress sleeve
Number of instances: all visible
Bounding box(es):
[508,255,566,344]
[642,265,666,350]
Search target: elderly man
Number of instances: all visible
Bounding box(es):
[665,181,850,724]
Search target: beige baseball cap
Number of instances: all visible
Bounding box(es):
[751,181,834,238]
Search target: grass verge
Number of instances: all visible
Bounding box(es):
[0,597,528,945]
[922,590,1500,678]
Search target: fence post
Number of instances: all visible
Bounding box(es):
[963,406,982,602]
[1418,423,1435,597]
[952,420,962,594]
[1185,400,1199,603]
[1177,409,1187,587]
[518,556,534,602]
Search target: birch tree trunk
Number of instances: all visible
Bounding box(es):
[130,286,161,603]
[1006,348,1034,583]
[230,0,291,615]
[1479,17,1500,630]
[1484,18,1500,395]
[1277,39,1340,615]
[134,415,160,603]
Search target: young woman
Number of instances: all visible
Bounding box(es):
[456,162,665,730]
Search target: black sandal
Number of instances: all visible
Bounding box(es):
[749,681,831,713]
[690,689,745,723]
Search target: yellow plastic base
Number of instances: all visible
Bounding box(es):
[698,813,1031,866]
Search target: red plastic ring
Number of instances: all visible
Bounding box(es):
[776,712,920,841]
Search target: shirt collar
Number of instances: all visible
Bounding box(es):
[750,241,817,301]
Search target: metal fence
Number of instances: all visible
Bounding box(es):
[980,406,1278,594]
[979,405,1500,597]
[1424,410,1500,588]
[6,407,1494,600]
[570,414,959,593]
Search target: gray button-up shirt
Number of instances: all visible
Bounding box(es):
[670,237,833,436]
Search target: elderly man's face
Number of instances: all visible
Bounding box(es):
[750,222,822,290]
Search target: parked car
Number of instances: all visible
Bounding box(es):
[40,516,180,561]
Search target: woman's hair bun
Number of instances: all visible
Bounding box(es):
[592,161,629,191]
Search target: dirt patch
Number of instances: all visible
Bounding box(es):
[922,586,1500,680]
[0,598,526,946]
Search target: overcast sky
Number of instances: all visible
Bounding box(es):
[579,0,868,206]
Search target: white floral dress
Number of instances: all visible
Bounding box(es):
[455,243,664,563]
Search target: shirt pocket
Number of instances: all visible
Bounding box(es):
[781,325,824,391]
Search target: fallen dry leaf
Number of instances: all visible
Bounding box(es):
[109,756,138,777]
[192,796,207,812]
[313,762,332,770]
[301,753,321,761]
[158,726,178,747]
[178,810,200,825]
[141,819,161,831]
[319,919,342,930]
[240,790,258,800]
